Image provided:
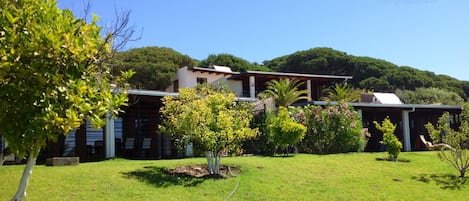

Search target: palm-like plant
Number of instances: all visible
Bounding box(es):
[262,79,310,107]
[321,83,361,102]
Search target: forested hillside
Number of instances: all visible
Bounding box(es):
[111,46,196,90]
[263,47,469,99]
[111,46,469,100]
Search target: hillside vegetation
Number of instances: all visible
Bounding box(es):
[111,46,469,100]
[263,47,469,99]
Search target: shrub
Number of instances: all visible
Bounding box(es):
[374,118,402,161]
[269,107,306,155]
[425,108,469,178]
[296,103,364,154]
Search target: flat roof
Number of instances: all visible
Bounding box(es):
[126,89,258,102]
[229,70,352,81]
[187,66,239,75]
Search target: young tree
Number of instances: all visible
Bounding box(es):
[261,79,309,107]
[0,1,130,200]
[425,107,469,178]
[159,86,258,174]
[268,107,306,155]
[374,118,402,161]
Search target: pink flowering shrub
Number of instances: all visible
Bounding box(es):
[291,103,367,154]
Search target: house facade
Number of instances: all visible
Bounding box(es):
[27,65,462,163]
[36,66,351,162]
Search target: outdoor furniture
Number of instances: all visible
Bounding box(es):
[419,135,456,151]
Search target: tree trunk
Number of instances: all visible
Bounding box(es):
[206,150,222,175]
[214,152,221,175]
[207,151,214,174]
[10,151,38,201]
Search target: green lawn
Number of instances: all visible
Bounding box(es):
[1,152,467,201]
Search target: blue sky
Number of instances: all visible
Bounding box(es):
[58,0,469,81]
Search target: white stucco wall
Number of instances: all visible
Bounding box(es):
[182,68,228,88]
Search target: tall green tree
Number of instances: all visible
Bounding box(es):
[425,105,469,178]
[111,46,196,90]
[199,53,271,72]
[261,79,310,107]
[0,1,129,200]
[159,86,258,175]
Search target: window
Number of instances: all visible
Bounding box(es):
[197,77,208,84]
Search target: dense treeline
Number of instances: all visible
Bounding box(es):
[263,47,469,99]
[111,46,196,90]
[111,46,469,100]
[199,54,272,72]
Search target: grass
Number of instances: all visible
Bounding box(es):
[1,152,468,201]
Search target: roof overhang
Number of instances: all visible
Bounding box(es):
[187,66,239,76]
[126,89,257,102]
[228,70,352,82]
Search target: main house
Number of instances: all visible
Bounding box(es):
[7,66,461,163]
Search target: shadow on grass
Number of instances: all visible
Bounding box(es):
[122,166,224,188]
[412,174,467,190]
[375,157,411,162]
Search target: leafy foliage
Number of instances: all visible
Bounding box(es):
[374,118,402,161]
[261,79,309,107]
[111,46,195,90]
[425,106,469,178]
[159,86,258,174]
[296,103,365,154]
[268,107,306,155]
[0,0,129,199]
[264,47,469,99]
[396,87,464,105]
[321,83,362,102]
[199,54,271,72]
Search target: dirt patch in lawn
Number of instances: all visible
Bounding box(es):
[167,164,240,178]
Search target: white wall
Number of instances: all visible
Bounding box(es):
[180,68,229,88]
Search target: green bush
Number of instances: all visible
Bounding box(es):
[252,110,277,156]
[374,118,402,161]
[269,107,306,155]
[294,103,364,154]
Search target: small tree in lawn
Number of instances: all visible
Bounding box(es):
[374,118,402,161]
[269,107,306,156]
[159,86,258,175]
[0,1,130,200]
[425,107,469,178]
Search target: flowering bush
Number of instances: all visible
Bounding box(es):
[292,103,366,154]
